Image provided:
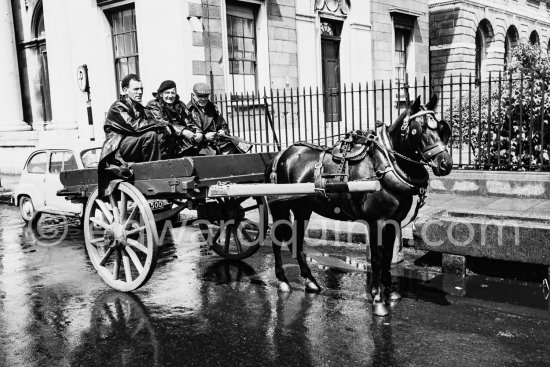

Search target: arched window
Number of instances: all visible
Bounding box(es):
[530,30,540,46]
[31,1,52,121]
[475,20,493,82]
[504,26,519,70]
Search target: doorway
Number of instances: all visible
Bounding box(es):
[321,20,341,123]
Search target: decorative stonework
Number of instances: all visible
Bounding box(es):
[315,0,350,16]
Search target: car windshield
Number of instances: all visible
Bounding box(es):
[81,148,102,168]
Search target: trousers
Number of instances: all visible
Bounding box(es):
[119,131,161,162]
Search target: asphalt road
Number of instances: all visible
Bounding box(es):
[0,205,549,367]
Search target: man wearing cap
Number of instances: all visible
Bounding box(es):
[187,82,243,155]
[147,80,200,156]
[98,73,171,196]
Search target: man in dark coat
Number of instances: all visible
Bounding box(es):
[146,80,200,156]
[186,82,244,155]
[97,74,169,196]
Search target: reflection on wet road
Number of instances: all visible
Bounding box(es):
[0,205,549,366]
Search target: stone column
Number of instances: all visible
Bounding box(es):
[0,0,28,132]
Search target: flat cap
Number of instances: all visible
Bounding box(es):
[193,82,211,96]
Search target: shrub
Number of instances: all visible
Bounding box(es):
[444,42,550,170]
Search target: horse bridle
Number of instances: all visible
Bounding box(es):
[401,109,448,166]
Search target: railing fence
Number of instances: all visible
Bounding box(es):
[214,72,550,171]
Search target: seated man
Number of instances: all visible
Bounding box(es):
[146,79,201,157]
[186,82,245,155]
[98,73,172,196]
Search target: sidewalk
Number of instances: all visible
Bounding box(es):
[305,192,550,244]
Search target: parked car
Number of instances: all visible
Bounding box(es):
[12,140,103,222]
[12,140,177,225]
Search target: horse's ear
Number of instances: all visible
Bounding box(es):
[410,96,421,112]
[426,94,438,111]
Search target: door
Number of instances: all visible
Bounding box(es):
[322,38,341,123]
[44,150,81,214]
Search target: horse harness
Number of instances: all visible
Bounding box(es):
[269,109,447,226]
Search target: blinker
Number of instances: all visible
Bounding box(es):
[427,116,437,130]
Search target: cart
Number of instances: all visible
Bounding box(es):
[59,153,380,292]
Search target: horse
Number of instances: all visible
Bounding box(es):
[265,95,453,316]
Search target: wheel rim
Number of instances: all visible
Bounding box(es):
[199,197,267,260]
[84,183,159,292]
[20,197,34,221]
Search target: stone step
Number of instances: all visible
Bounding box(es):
[413,209,550,266]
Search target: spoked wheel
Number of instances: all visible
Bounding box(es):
[83,182,159,292]
[198,196,268,260]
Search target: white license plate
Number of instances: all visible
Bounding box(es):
[149,200,166,211]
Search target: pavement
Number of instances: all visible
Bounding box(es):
[3,172,550,245]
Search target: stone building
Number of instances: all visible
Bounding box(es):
[0,0,431,173]
[429,0,550,84]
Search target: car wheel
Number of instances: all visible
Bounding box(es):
[19,196,35,222]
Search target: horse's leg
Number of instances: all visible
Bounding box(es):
[270,203,293,292]
[381,223,402,302]
[292,208,320,293]
[368,221,389,317]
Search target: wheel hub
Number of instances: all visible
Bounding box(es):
[112,223,127,243]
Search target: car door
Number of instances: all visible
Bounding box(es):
[23,151,49,211]
[44,150,81,214]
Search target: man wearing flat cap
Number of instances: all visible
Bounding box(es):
[186,82,244,155]
[147,80,199,156]
[97,73,172,196]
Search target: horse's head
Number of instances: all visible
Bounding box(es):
[389,95,453,176]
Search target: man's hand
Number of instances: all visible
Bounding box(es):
[205,132,217,141]
[217,129,226,136]
[182,129,195,140]
[193,133,204,143]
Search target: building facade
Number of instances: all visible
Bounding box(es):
[0,0,430,174]
[429,0,550,84]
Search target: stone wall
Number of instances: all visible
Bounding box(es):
[195,0,298,94]
[266,0,298,90]
[429,0,550,84]
[371,0,430,83]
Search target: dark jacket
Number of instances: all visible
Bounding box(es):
[146,95,190,132]
[187,99,245,155]
[186,99,229,135]
[98,95,165,196]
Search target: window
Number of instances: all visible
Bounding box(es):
[226,4,257,95]
[475,28,483,82]
[504,26,519,70]
[394,28,411,85]
[391,11,416,85]
[49,151,78,174]
[27,152,48,174]
[530,31,540,46]
[81,148,102,168]
[108,6,139,94]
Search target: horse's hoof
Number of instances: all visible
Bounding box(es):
[372,301,389,317]
[384,289,402,302]
[305,279,321,293]
[278,281,291,292]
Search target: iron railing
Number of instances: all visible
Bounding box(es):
[213,72,550,171]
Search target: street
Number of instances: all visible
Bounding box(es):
[0,204,549,367]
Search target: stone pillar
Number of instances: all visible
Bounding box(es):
[0,0,28,132]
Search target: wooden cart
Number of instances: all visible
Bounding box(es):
[59,153,276,292]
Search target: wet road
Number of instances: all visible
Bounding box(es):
[0,205,549,367]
